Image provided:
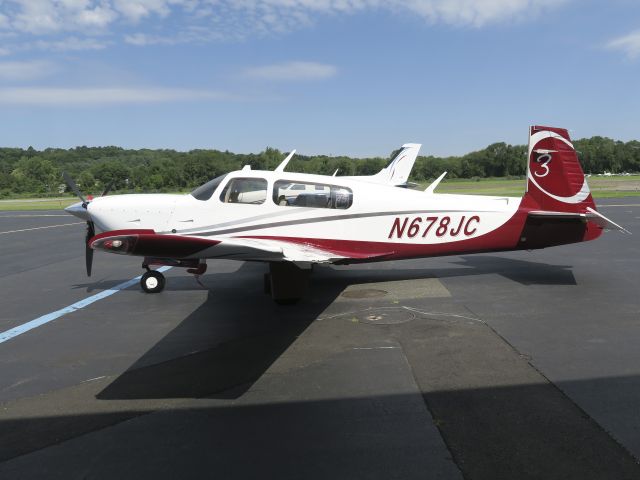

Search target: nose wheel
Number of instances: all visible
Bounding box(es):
[141,270,166,293]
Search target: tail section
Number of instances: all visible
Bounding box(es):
[519,125,628,249]
[525,125,595,212]
[348,143,421,186]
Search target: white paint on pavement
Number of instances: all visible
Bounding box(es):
[0,266,172,344]
[0,222,83,235]
[0,214,69,218]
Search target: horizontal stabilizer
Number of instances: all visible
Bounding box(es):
[586,207,631,234]
[528,209,630,234]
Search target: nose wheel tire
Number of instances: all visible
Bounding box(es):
[141,270,166,293]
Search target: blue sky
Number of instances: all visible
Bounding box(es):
[0,0,639,157]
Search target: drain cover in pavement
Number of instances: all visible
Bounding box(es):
[341,289,388,299]
[357,308,416,325]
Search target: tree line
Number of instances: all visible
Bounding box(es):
[1,135,639,197]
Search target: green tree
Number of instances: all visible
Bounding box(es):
[11,156,58,193]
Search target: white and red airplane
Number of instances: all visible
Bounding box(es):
[64,126,627,303]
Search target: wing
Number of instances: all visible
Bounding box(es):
[90,229,392,264]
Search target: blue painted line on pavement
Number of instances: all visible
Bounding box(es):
[0,266,172,345]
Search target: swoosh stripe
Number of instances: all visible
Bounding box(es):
[192,208,504,237]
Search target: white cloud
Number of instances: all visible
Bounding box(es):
[0,60,54,80]
[0,0,570,36]
[400,0,569,27]
[196,0,570,30]
[11,0,61,34]
[8,0,118,33]
[0,12,9,29]
[124,24,227,46]
[0,0,572,57]
[607,30,640,59]
[245,61,337,81]
[32,36,110,51]
[74,4,118,28]
[112,0,191,22]
[0,86,236,105]
[124,32,176,46]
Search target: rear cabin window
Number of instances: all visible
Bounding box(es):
[220,178,268,205]
[273,180,353,209]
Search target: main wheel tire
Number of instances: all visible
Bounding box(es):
[274,298,300,305]
[264,273,272,295]
[141,270,166,293]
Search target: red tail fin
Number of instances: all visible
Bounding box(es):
[525,126,595,213]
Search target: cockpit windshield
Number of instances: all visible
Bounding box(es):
[190,174,228,201]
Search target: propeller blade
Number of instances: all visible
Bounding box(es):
[62,171,86,204]
[101,180,115,197]
[85,221,95,277]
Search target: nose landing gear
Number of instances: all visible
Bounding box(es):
[140,257,207,294]
[141,269,166,293]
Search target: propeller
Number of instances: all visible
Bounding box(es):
[101,180,115,197]
[62,171,87,207]
[62,171,102,277]
[85,221,95,276]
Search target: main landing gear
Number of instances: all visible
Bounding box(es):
[140,257,207,294]
[264,262,311,304]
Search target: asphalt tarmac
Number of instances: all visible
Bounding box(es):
[0,200,639,479]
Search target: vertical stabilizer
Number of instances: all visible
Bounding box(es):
[525,126,596,213]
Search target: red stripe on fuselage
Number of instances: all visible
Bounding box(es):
[241,198,536,261]
[239,196,600,261]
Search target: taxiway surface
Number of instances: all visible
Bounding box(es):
[0,200,639,479]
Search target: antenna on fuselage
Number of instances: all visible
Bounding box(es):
[274,149,296,172]
[425,171,447,194]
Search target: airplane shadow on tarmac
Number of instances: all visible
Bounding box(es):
[97,261,340,400]
[445,255,577,286]
[96,255,576,402]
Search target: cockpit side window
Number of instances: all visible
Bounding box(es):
[219,177,268,205]
[273,180,353,209]
[190,174,228,201]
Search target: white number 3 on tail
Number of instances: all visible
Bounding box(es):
[534,153,552,178]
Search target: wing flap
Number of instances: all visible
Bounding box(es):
[204,237,349,263]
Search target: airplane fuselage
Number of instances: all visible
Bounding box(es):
[83,170,533,263]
